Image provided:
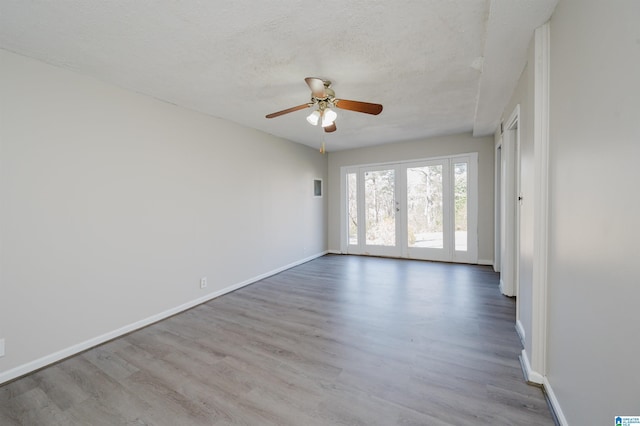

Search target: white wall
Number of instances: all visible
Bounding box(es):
[0,49,327,381]
[327,133,495,263]
[502,38,536,359]
[499,0,640,423]
[546,0,640,423]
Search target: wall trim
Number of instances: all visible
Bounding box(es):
[543,377,568,426]
[0,251,328,385]
[515,320,526,347]
[327,249,342,254]
[493,131,503,273]
[521,351,567,425]
[519,349,544,385]
[530,20,551,379]
[477,258,494,266]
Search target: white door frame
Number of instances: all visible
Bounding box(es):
[526,22,551,384]
[500,105,520,298]
[494,140,502,273]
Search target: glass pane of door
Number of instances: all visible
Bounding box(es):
[407,165,443,248]
[454,162,468,251]
[347,172,358,245]
[364,169,396,246]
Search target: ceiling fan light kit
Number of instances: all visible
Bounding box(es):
[266,77,383,147]
[306,110,321,125]
[307,107,337,128]
[321,108,337,127]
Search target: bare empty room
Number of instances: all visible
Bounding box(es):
[1,1,638,425]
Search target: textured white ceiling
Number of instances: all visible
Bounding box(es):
[0,0,557,151]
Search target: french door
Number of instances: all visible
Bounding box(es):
[342,154,477,263]
[347,165,402,257]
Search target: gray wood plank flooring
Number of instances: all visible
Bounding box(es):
[0,255,555,425]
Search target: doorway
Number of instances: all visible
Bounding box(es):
[342,153,478,263]
[499,106,520,298]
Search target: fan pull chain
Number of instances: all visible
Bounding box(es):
[318,121,327,154]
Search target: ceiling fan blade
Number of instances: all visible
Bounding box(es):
[305,77,326,98]
[265,103,311,119]
[334,99,383,115]
[324,122,337,133]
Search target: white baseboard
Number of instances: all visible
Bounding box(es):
[543,376,568,426]
[327,249,342,254]
[519,351,567,425]
[0,251,328,385]
[477,258,494,266]
[500,278,516,297]
[519,349,544,385]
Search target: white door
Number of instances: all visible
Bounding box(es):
[404,159,450,261]
[343,154,477,263]
[346,166,401,257]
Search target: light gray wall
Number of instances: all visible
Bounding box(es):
[0,49,327,378]
[327,134,495,262]
[501,0,640,423]
[501,37,535,358]
[545,0,640,423]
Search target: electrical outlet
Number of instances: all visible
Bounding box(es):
[200,277,207,289]
[0,338,5,357]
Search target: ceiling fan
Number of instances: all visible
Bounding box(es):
[265,77,383,133]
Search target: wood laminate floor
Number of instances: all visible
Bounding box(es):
[0,255,555,425]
